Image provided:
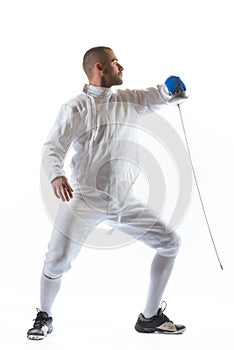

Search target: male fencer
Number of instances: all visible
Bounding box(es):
[27,46,187,340]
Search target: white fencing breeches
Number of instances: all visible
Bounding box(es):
[43,195,181,279]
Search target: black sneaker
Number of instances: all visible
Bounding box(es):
[27,309,53,340]
[135,302,186,334]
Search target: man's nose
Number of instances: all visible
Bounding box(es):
[118,63,124,71]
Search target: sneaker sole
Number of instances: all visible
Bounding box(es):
[27,335,46,340]
[27,328,53,340]
[135,325,186,334]
[155,327,186,334]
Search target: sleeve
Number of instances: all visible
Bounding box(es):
[41,103,77,183]
[117,84,174,114]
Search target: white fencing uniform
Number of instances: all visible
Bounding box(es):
[42,84,182,279]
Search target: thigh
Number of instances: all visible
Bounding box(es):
[53,195,106,244]
[111,198,181,255]
[44,196,107,277]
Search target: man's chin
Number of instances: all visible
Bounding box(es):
[116,78,123,85]
[107,78,123,88]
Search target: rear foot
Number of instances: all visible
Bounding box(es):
[27,308,53,340]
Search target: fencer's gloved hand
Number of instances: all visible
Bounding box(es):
[165,76,186,95]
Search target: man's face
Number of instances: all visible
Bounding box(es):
[100,49,124,88]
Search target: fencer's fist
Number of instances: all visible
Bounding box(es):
[165,76,186,95]
[51,176,74,202]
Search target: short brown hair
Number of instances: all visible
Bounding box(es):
[83,46,112,77]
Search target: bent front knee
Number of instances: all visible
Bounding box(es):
[157,233,181,258]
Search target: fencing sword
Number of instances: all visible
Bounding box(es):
[170,93,223,270]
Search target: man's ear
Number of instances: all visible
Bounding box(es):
[96,63,103,71]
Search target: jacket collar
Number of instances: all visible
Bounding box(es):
[83,84,113,99]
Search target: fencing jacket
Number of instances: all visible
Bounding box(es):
[42,83,175,212]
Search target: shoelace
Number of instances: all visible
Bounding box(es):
[157,301,170,322]
[33,309,49,328]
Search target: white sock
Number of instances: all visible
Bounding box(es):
[142,254,176,319]
[40,273,62,317]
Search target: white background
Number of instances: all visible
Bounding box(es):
[0,0,233,349]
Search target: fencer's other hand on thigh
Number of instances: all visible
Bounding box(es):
[51,176,74,201]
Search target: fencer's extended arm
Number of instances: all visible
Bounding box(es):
[117,82,187,114]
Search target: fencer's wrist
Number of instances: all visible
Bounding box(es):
[158,84,173,101]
